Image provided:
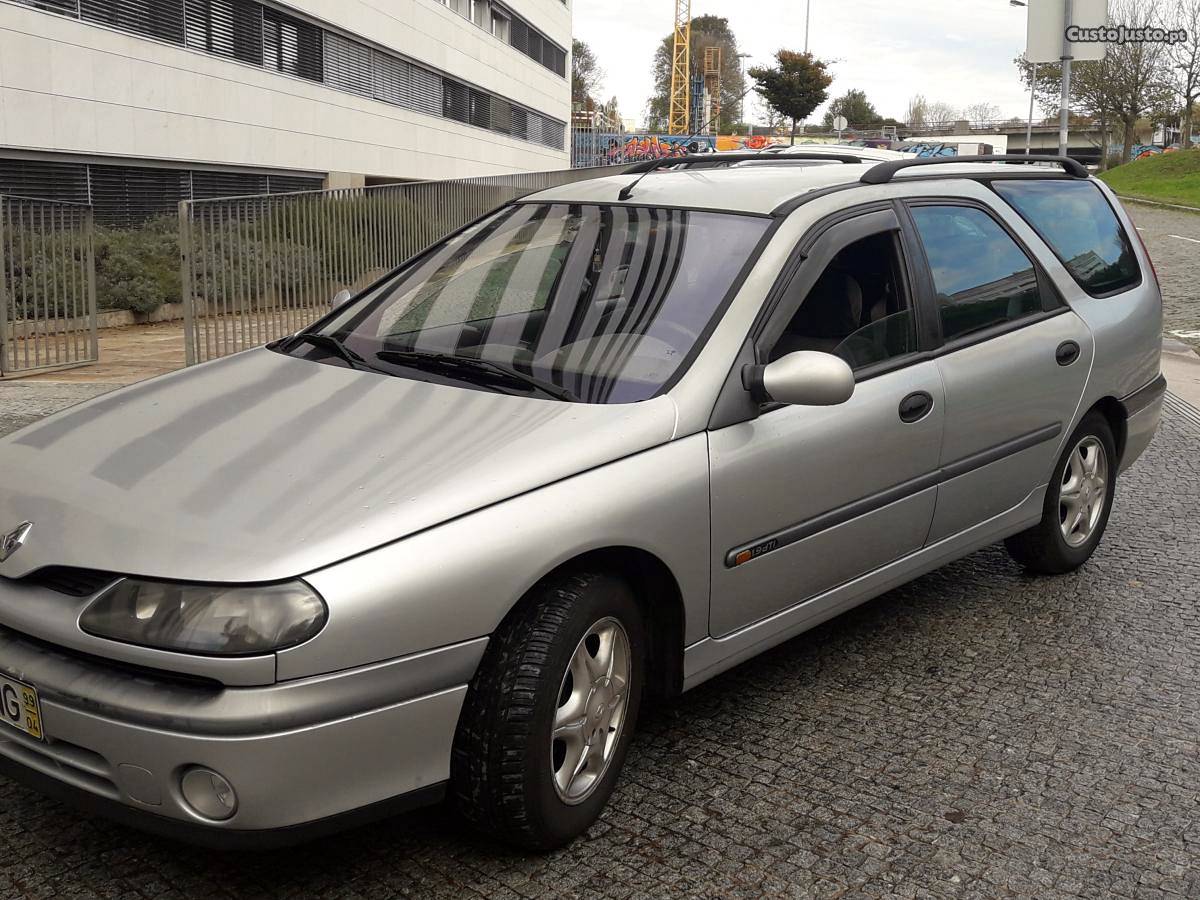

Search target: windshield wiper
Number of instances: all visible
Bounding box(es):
[376,349,578,402]
[289,332,380,373]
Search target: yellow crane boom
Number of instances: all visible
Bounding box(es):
[668,0,691,135]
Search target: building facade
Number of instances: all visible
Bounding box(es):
[0,0,570,223]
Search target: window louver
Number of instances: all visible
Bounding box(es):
[184,0,262,65]
[89,165,189,226]
[443,80,470,125]
[13,0,81,15]
[262,7,322,82]
[0,158,90,204]
[191,170,268,199]
[80,0,186,44]
[266,174,323,194]
[324,32,372,98]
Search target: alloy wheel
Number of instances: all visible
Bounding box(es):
[1059,435,1108,548]
[550,617,631,805]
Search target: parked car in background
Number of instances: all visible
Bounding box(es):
[0,154,1164,850]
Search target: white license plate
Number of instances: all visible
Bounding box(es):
[0,674,43,741]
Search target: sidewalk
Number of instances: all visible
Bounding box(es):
[17,321,185,385]
[1162,338,1200,409]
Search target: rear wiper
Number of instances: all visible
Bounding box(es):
[289,332,380,373]
[376,349,577,401]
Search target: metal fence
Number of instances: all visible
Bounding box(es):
[179,164,630,364]
[0,196,98,379]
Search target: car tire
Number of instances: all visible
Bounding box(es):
[450,571,645,850]
[1004,411,1117,575]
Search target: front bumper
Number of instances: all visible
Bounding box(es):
[0,627,486,846]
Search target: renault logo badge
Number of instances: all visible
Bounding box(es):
[0,522,32,563]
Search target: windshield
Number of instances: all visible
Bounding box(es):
[315,203,771,403]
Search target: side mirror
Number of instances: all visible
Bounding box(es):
[744,351,855,406]
[331,289,354,309]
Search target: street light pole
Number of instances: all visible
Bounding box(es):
[1027,62,1038,155]
[1058,0,1073,157]
[804,0,811,54]
[1009,1,1035,155]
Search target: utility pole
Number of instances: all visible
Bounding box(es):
[1058,0,1073,157]
[1027,62,1038,154]
[804,0,812,53]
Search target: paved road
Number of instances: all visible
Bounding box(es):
[1126,203,1200,345]
[1,390,1199,896]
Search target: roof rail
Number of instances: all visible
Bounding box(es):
[859,154,1089,185]
[622,151,863,175]
[617,151,865,200]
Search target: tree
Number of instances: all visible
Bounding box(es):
[1165,0,1200,148]
[748,51,833,144]
[572,39,604,110]
[964,102,1001,128]
[905,94,928,126]
[925,102,960,129]
[822,89,881,128]
[647,15,747,133]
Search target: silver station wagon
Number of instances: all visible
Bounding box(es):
[0,154,1165,849]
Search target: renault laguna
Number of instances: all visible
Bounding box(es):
[0,155,1164,848]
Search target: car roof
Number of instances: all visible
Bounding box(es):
[521,159,1076,216]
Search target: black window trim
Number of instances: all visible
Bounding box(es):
[751,202,934,383]
[901,196,1069,354]
[984,177,1144,300]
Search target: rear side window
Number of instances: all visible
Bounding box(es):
[991,180,1140,296]
[910,205,1043,342]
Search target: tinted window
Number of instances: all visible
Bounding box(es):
[911,206,1042,342]
[992,180,1140,295]
[771,231,915,371]
[321,204,770,403]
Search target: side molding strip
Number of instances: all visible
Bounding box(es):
[725,422,1063,568]
[1119,373,1167,418]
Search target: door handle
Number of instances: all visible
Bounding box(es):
[1056,341,1081,366]
[898,391,933,423]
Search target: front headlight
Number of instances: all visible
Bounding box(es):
[79,579,327,656]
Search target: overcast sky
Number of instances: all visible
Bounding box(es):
[572,0,1037,129]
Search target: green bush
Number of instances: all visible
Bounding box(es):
[94,217,180,313]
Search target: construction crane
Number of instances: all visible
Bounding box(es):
[667,0,691,135]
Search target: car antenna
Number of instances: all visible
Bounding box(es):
[618,85,760,201]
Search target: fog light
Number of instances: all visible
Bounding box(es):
[180,767,238,821]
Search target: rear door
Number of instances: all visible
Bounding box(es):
[902,198,1094,543]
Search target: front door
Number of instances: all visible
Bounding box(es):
[708,208,945,638]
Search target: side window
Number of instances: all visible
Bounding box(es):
[991,179,1140,296]
[770,230,916,371]
[910,206,1042,342]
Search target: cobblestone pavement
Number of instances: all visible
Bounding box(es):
[1126,203,1200,345]
[0,389,1198,896]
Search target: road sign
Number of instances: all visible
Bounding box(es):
[1027,0,1109,62]
[832,115,848,132]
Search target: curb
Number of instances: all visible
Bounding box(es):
[1116,195,1200,214]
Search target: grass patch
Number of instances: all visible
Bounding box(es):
[1099,150,1200,209]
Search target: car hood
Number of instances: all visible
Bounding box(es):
[0,350,678,583]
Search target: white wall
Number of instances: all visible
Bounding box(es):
[0,0,571,181]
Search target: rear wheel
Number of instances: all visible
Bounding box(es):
[1005,411,1116,574]
[450,571,644,850]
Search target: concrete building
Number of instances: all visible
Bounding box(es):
[0,0,570,223]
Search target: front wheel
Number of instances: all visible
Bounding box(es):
[1005,411,1117,575]
[450,572,645,850]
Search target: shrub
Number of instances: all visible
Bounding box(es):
[94,217,180,313]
